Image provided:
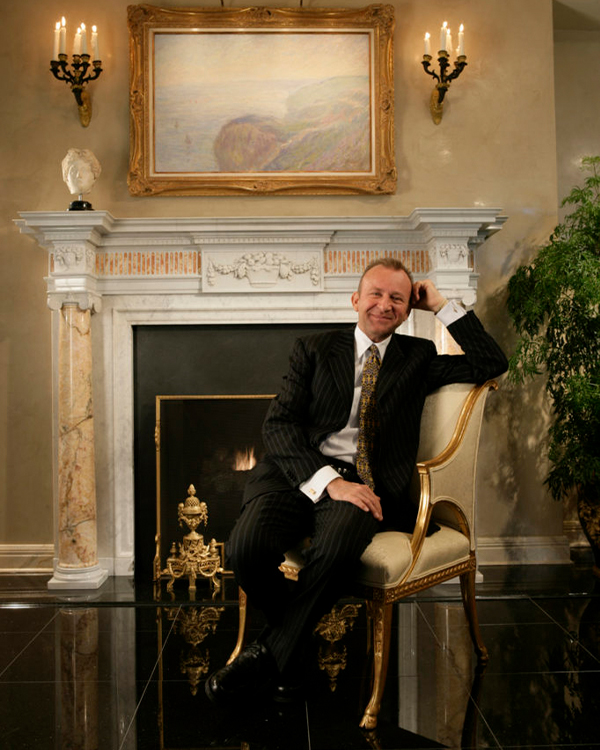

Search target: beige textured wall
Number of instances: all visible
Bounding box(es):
[0,0,563,549]
[555,29,600,220]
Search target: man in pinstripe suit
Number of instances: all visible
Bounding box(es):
[206,258,508,705]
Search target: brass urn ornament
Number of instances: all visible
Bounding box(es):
[161,485,223,596]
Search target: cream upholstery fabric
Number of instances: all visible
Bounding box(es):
[284,525,471,590]
[357,527,470,587]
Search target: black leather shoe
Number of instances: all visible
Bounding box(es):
[205,641,277,704]
[272,681,305,704]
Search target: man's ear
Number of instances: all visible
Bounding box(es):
[351,291,359,311]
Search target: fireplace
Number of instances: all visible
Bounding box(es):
[15,210,506,587]
[135,322,347,582]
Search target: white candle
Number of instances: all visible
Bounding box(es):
[91,25,100,60]
[59,17,66,55]
[447,28,453,56]
[53,21,60,60]
[457,24,465,56]
[80,22,88,55]
[73,27,81,55]
[440,21,448,52]
[424,32,431,56]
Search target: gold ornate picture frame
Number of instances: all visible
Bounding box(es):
[128,4,396,196]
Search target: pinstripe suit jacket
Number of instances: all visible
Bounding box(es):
[243,311,507,507]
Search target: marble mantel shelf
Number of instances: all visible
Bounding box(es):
[15,208,508,585]
[16,209,507,306]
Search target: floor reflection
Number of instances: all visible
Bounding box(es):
[59,608,99,750]
[0,566,599,749]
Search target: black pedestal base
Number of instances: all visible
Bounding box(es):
[68,200,93,211]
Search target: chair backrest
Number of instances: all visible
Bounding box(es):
[409,382,494,539]
[416,382,477,463]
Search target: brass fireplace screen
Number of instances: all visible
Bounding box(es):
[154,394,273,592]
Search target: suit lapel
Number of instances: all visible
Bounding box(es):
[376,334,408,401]
[324,329,409,406]
[327,329,355,405]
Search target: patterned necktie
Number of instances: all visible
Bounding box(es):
[356,344,381,490]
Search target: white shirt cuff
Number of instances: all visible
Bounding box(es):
[299,465,342,503]
[436,299,466,326]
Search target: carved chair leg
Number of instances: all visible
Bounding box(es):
[360,599,392,730]
[227,587,248,665]
[459,568,488,664]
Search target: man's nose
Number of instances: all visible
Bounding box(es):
[378,295,392,310]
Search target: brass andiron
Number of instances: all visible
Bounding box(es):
[50,19,102,127]
[162,485,223,597]
[165,606,224,694]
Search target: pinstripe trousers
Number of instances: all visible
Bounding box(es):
[226,490,381,676]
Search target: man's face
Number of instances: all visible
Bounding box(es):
[351,265,412,342]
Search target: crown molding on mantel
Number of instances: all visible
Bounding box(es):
[16,209,507,308]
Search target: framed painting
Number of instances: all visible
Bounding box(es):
[128,4,396,196]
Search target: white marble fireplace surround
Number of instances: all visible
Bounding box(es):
[16,208,520,582]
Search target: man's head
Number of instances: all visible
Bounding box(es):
[351,259,413,342]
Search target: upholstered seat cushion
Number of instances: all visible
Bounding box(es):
[283,524,471,590]
[357,527,470,588]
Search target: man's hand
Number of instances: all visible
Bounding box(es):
[411,279,447,313]
[326,477,383,521]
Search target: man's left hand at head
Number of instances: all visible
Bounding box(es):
[411,279,447,313]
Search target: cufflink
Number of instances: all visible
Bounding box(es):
[309,488,316,496]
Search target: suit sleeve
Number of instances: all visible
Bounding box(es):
[426,310,508,392]
[261,337,332,486]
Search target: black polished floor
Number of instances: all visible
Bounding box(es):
[1,564,599,750]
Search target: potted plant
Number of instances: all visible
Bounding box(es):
[506,156,600,576]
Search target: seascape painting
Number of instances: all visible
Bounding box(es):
[151,32,373,175]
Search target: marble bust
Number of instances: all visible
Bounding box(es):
[61,149,101,210]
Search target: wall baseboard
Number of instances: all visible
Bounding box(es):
[477,535,572,566]
[0,535,575,576]
[0,544,54,574]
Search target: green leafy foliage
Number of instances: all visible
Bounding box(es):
[507,157,600,500]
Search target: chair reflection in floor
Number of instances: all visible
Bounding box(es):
[231,380,497,729]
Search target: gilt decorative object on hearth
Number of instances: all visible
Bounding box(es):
[160,485,223,597]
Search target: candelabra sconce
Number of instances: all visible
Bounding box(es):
[50,54,103,127]
[422,51,467,125]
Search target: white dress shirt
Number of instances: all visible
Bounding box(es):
[299,300,466,502]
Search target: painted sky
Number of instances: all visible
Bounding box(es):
[153,31,371,86]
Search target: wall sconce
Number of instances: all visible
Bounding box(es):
[50,17,103,127]
[422,22,467,125]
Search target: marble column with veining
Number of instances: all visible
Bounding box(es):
[48,302,108,589]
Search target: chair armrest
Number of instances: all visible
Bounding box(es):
[409,381,497,560]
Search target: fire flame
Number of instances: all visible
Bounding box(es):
[233,447,256,471]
